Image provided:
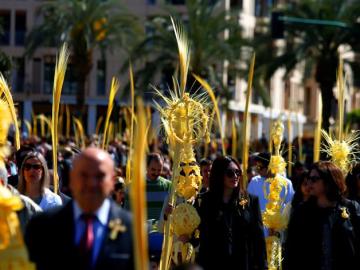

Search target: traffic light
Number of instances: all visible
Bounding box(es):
[271,11,284,39]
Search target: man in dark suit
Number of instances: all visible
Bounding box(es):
[25,147,134,270]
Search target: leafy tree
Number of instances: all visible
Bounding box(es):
[26,0,142,114]
[126,0,246,104]
[254,0,360,131]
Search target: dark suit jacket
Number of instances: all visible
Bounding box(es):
[25,200,134,270]
[198,192,268,270]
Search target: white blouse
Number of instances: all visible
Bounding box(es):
[39,188,62,210]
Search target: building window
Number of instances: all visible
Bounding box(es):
[97,60,106,96]
[63,63,77,95]
[15,11,26,46]
[12,57,25,93]
[43,56,55,94]
[32,58,41,93]
[43,56,77,95]
[0,10,11,45]
[146,0,156,5]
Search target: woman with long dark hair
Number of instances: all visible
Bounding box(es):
[284,161,360,270]
[198,156,267,270]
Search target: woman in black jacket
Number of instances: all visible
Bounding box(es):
[284,161,360,270]
[346,163,360,204]
[198,156,267,270]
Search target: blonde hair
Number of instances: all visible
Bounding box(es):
[18,151,50,195]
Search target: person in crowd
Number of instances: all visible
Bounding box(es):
[112,176,126,207]
[145,153,172,221]
[247,152,294,215]
[59,145,77,197]
[291,170,311,211]
[198,156,267,270]
[284,161,360,270]
[346,163,360,204]
[7,144,36,188]
[161,159,172,180]
[25,147,134,270]
[291,161,306,184]
[17,151,62,210]
[199,158,212,193]
[0,165,42,233]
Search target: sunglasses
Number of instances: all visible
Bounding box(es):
[225,169,241,178]
[308,175,321,183]
[23,163,42,171]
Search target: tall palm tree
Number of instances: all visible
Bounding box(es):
[126,0,246,103]
[254,0,360,131]
[26,0,142,114]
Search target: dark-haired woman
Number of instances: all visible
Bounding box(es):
[197,156,267,270]
[284,161,360,270]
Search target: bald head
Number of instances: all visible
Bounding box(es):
[73,147,114,170]
[70,147,115,213]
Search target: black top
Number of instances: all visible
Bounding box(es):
[197,192,268,270]
[284,197,360,270]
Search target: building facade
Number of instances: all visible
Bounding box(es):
[3,0,353,144]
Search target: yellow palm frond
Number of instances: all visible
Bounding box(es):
[102,77,120,149]
[193,74,225,155]
[171,17,190,97]
[130,98,149,270]
[337,58,344,141]
[241,53,255,187]
[24,120,32,137]
[73,117,85,149]
[52,43,69,194]
[0,74,20,150]
[66,105,71,138]
[232,117,237,157]
[126,64,135,185]
[321,129,360,175]
[32,111,37,137]
[37,114,52,137]
[314,93,322,162]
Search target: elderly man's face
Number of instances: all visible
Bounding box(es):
[70,149,114,213]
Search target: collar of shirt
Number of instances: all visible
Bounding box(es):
[73,198,110,226]
[73,199,111,265]
[146,177,160,183]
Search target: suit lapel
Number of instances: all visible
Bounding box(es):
[95,201,115,266]
[59,202,80,262]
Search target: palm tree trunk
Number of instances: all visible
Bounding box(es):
[316,56,337,132]
[73,49,93,118]
[319,81,334,132]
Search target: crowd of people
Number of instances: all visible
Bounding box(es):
[1,133,360,270]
